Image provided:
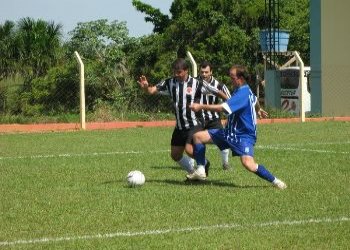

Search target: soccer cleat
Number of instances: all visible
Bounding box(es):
[186,170,207,181]
[273,178,287,189]
[222,163,231,171]
[205,160,211,177]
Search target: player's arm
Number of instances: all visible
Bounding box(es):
[190,103,223,113]
[216,90,229,101]
[255,101,268,118]
[219,83,231,101]
[138,75,158,94]
[201,80,229,100]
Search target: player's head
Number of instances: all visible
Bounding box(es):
[172,58,189,82]
[229,65,248,87]
[200,61,213,82]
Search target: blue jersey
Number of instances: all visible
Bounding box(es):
[221,84,257,143]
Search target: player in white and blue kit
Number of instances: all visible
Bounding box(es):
[188,65,287,189]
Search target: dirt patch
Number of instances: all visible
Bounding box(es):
[0,117,348,133]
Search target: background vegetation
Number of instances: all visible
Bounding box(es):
[0,0,309,123]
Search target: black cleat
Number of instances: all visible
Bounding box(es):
[205,160,210,177]
[222,163,231,171]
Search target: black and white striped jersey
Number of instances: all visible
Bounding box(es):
[199,76,231,121]
[156,76,206,130]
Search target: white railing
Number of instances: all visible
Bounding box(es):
[292,51,305,122]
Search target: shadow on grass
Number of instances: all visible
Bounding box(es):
[149,165,268,189]
[147,178,268,189]
[150,165,181,170]
[100,178,268,189]
[100,163,269,189]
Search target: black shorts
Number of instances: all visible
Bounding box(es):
[204,119,223,129]
[171,126,203,146]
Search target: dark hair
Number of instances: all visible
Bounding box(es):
[172,58,189,71]
[229,65,249,80]
[200,61,212,70]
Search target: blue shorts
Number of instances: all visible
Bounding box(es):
[208,129,255,157]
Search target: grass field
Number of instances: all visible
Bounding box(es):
[0,121,349,249]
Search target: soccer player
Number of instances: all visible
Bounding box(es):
[188,65,287,189]
[198,61,232,172]
[138,58,225,178]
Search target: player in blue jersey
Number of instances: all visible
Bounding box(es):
[188,65,287,189]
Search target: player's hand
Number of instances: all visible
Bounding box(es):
[257,108,269,119]
[189,103,201,112]
[138,75,149,89]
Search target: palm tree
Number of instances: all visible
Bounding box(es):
[16,17,63,79]
[0,20,17,81]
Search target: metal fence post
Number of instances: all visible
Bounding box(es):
[74,51,86,130]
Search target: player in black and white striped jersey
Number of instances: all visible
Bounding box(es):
[198,61,232,172]
[138,58,227,179]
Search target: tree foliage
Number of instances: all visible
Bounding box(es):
[66,20,138,112]
[132,0,309,83]
[0,18,63,81]
[16,17,63,79]
[280,0,310,64]
[132,0,170,33]
[0,0,310,119]
[0,21,17,81]
[67,19,129,64]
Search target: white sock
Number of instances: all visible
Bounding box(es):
[177,155,195,173]
[221,149,229,165]
[272,178,280,184]
[196,165,206,175]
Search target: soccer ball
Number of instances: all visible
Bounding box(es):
[127,170,145,187]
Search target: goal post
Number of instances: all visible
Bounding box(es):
[74,51,86,130]
[186,51,197,77]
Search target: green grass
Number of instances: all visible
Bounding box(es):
[0,121,349,249]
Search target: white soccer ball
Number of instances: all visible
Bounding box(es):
[127,170,145,187]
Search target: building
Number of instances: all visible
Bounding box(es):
[310,0,350,116]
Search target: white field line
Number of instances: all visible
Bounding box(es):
[0,150,170,160]
[256,145,350,154]
[270,141,350,146]
[0,217,349,247]
[0,141,349,161]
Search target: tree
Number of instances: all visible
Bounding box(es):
[132,0,309,83]
[132,0,170,33]
[68,19,129,62]
[0,21,18,80]
[16,17,63,79]
[280,0,310,64]
[66,20,137,111]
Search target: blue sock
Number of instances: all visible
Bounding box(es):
[255,165,276,183]
[193,143,206,166]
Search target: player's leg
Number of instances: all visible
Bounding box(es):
[228,139,287,189]
[186,129,213,180]
[240,155,287,189]
[221,149,231,170]
[184,143,194,158]
[205,119,231,170]
[185,125,212,177]
[171,128,195,174]
[171,145,194,174]
[188,128,229,180]
[184,125,204,157]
